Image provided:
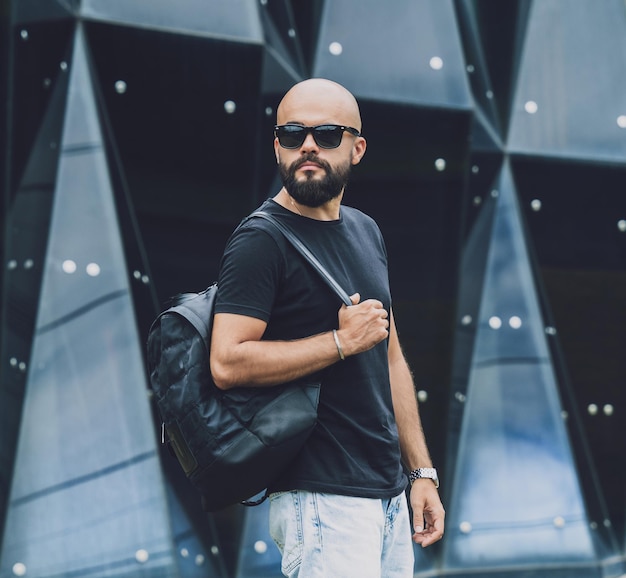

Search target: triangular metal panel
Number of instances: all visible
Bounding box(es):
[453,0,503,137]
[442,160,599,573]
[508,0,626,163]
[0,25,179,577]
[259,0,306,81]
[80,0,264,44]
[313,0,472,109]
[0,26,72,550]
[12,0,76,24]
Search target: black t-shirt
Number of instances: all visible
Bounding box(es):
[215,199,406,499]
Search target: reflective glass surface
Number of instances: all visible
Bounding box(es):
[314,0,472,109]
[443,163,594,569]
[508,0,626,162]
[82,0,263,43]
[0,27,177,576]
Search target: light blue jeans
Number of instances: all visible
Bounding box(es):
[269,490,414,578]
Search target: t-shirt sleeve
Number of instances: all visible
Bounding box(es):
[214,225,283,322]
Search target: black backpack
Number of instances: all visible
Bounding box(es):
[146,212,350,511]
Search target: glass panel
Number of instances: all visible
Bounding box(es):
[0,20,70,546]
[313,0,472,109]
[443,162,595,570]
[508,0,626,162]
[513,156,626,551]
[81,0,263,43]
[0,27,178,576]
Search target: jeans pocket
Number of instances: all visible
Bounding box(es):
[269,491,304,576]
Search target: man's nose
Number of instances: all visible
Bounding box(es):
[300,131,319,152]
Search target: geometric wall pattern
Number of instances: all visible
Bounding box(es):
[0,1,625,577]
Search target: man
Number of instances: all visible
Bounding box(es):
[210,78,444,577]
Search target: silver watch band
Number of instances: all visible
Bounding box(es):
[408,467,439,488]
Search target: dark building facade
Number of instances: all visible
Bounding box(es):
[0,1,625,577]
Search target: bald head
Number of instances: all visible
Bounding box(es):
[277,78,362,131]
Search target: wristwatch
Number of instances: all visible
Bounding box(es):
[409,467,439,489]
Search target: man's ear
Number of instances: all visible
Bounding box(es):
[351,137,367,165]
[274,138,281,164]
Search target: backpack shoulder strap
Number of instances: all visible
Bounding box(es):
[249,211,352,306]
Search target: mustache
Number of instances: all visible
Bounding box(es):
[291,154,331,172]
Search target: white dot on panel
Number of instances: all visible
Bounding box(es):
[553,516,565,528]
[434,158,446,171]
[471,165,479,174]
[210,545,220,555]
[417,390,428,403]
[115,80,127,94]
[603,404,614,416]
[531,199,542,211]
[429,56,443,70]
[461,315,472,325]
[62,260,77,274]
[180,548,189,558]
[491,189,499,198]
[12,563,26,576]
[509,316,522,329]
[20,30,29,40]
[561,410,569,420]
[455,392,466,403]
[24,259,34,269]
[524,100,538,114]
[617,220,626,232]
[135,549,149,563]
[224,100,236,114]
[459,521,472,534]
[254,540,268,554]
[141,275,150,284]
[488,316,502,329]
[195,554,206,566]
[8,259,18,270]
[329,42,343,56]
[86,263,101,277]
[617,115,626,128]
[466,64,475,73]
[60,61,67,71]
[473,196,482,206]
[545,326,557,335]
[587,404,598,416]
[288,28,296,38]
[486,90,494,99]
[10,357,18,367]
[265,106,273,116]
[18,362,26,372]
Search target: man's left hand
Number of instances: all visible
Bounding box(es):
[410,480,445,547]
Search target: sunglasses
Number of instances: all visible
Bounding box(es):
[274,124,361,149]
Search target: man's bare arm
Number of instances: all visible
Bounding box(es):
[388,310,445,547]
[210,293,389,390]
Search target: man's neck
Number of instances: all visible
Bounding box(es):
[274,187,342,221]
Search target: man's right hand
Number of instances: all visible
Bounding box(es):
[336,293,389,357]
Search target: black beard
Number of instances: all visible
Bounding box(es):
[279,154,351,208]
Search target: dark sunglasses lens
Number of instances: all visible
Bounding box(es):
[277,126,306,148]
[313,125,343,148]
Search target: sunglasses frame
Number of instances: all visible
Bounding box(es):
[274,124,361,149]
